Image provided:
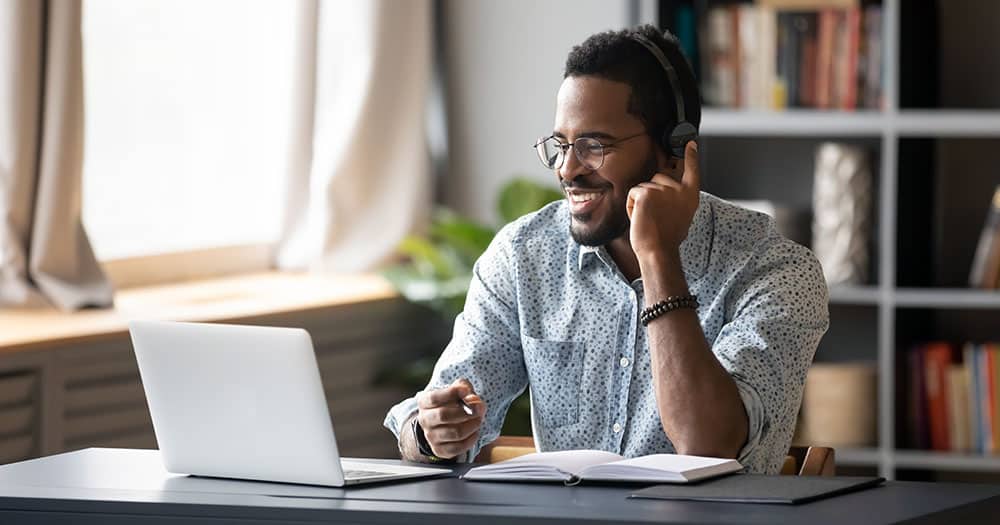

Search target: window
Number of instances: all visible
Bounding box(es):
[81,0,299,261]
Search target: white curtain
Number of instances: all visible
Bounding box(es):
[277,0,432,271]
[0,0,112,310]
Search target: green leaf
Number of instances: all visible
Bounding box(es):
[429,210,495,266]
[396,236,455,279]
[497,177,564,224]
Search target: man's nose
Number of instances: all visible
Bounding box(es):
[558,145,587,182]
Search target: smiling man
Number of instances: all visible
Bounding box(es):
[385,25,829,474]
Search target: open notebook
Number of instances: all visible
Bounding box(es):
[462,450,742,485]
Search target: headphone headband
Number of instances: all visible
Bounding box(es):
[629,33,697,157]
[629,34,686,124]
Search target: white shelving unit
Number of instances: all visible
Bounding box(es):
[644,0,1000,480]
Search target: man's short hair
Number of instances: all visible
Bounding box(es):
[564,24,701,155]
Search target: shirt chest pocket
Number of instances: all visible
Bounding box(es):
[521,335,585,428]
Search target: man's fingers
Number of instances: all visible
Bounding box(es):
[418,379,473,408]
[681,140,700,190]
[418,404,479,428]
[649,173,681,189]
[425,417,482,444]
[430,430,480,460]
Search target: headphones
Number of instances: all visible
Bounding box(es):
[629,34,698,158]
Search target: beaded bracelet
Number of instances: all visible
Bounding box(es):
[640,294,699,326]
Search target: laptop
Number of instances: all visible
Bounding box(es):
[128,320,448,487]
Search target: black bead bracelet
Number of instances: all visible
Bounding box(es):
[639,294,698,326]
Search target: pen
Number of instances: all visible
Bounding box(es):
[458,397,475,416]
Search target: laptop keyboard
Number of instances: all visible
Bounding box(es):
[344,469,391,479]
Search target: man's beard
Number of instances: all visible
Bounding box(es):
[567,153,657,247]
[570,203,629,247]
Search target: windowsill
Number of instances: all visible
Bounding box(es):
[0,272,398,354]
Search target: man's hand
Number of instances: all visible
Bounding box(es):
[626,140,700,261]
[414,378,486,459]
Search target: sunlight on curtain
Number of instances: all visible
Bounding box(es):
[81,0,299,260]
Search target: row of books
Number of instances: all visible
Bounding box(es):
[969,185,1000,289]
[701,0,883,110]
[907,342,1000,453]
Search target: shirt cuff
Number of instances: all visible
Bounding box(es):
[732,375,766,465]
[384,395,419,441]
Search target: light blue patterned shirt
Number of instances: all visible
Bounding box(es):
[385,192,829,473]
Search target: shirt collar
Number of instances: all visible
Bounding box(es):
[576,193,714,281]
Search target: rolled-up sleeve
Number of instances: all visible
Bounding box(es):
[711,238,829,473]
[384,224,527,460]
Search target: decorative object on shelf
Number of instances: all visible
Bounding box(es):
[811,142,872,285]
[968,185,1000,289]
[797,361,877,448]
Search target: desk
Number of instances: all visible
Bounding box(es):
[0,448,998,524]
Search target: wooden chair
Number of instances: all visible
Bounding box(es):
[475,436,835,476]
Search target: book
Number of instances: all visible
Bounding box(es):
[968,185,1000,289]
[840,6,861,110]
[461,450,742,485]
[979,347,995,452]
[966,342,982,452]
[923,342,953,451]
[991,344,1000,453]
[862,5,882,109]
[946,363,970,452]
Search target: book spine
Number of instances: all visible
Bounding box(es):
[786,13,804,107]
[947,364,970,452]
[758,7,779,109]
[731,4,743,108]
[863,6,882,109]
[815,9,835,109]
[981,347,995,452]
[966,343,982,453]
[924,342,953,451]
[992,343,1000,452]
[775,12,793,109]
[799,13,818,108]
[737,4,758,109]
[841,6,861,110]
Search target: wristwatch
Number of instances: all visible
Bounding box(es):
[411,417,457,464]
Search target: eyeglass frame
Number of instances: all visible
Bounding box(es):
[533,131,647,171]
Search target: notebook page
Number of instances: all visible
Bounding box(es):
[606,454,738,472]
[468,450,624,477]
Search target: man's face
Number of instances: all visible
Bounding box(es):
[552,75,660,247]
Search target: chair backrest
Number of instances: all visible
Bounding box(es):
[475,436,836,476]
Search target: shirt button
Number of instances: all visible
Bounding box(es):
[619,357,630,368]
[613,422,622,433]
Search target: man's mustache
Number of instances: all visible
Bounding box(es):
[561,179,612,191]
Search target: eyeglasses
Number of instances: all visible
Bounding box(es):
[533,132,646,171]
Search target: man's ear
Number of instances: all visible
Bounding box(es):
[655,147,681,182]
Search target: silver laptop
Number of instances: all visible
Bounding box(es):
[128,320,446,487]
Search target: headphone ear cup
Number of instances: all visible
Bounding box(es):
[669,121,698,158]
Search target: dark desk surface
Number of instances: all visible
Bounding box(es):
[0,448,999,524]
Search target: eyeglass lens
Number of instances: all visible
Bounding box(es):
[535,137,605,170]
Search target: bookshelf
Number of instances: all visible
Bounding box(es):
[644,0,1000,480]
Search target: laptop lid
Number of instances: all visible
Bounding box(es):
[129,320,348,486]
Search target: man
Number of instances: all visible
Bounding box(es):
[384,25,828,474]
